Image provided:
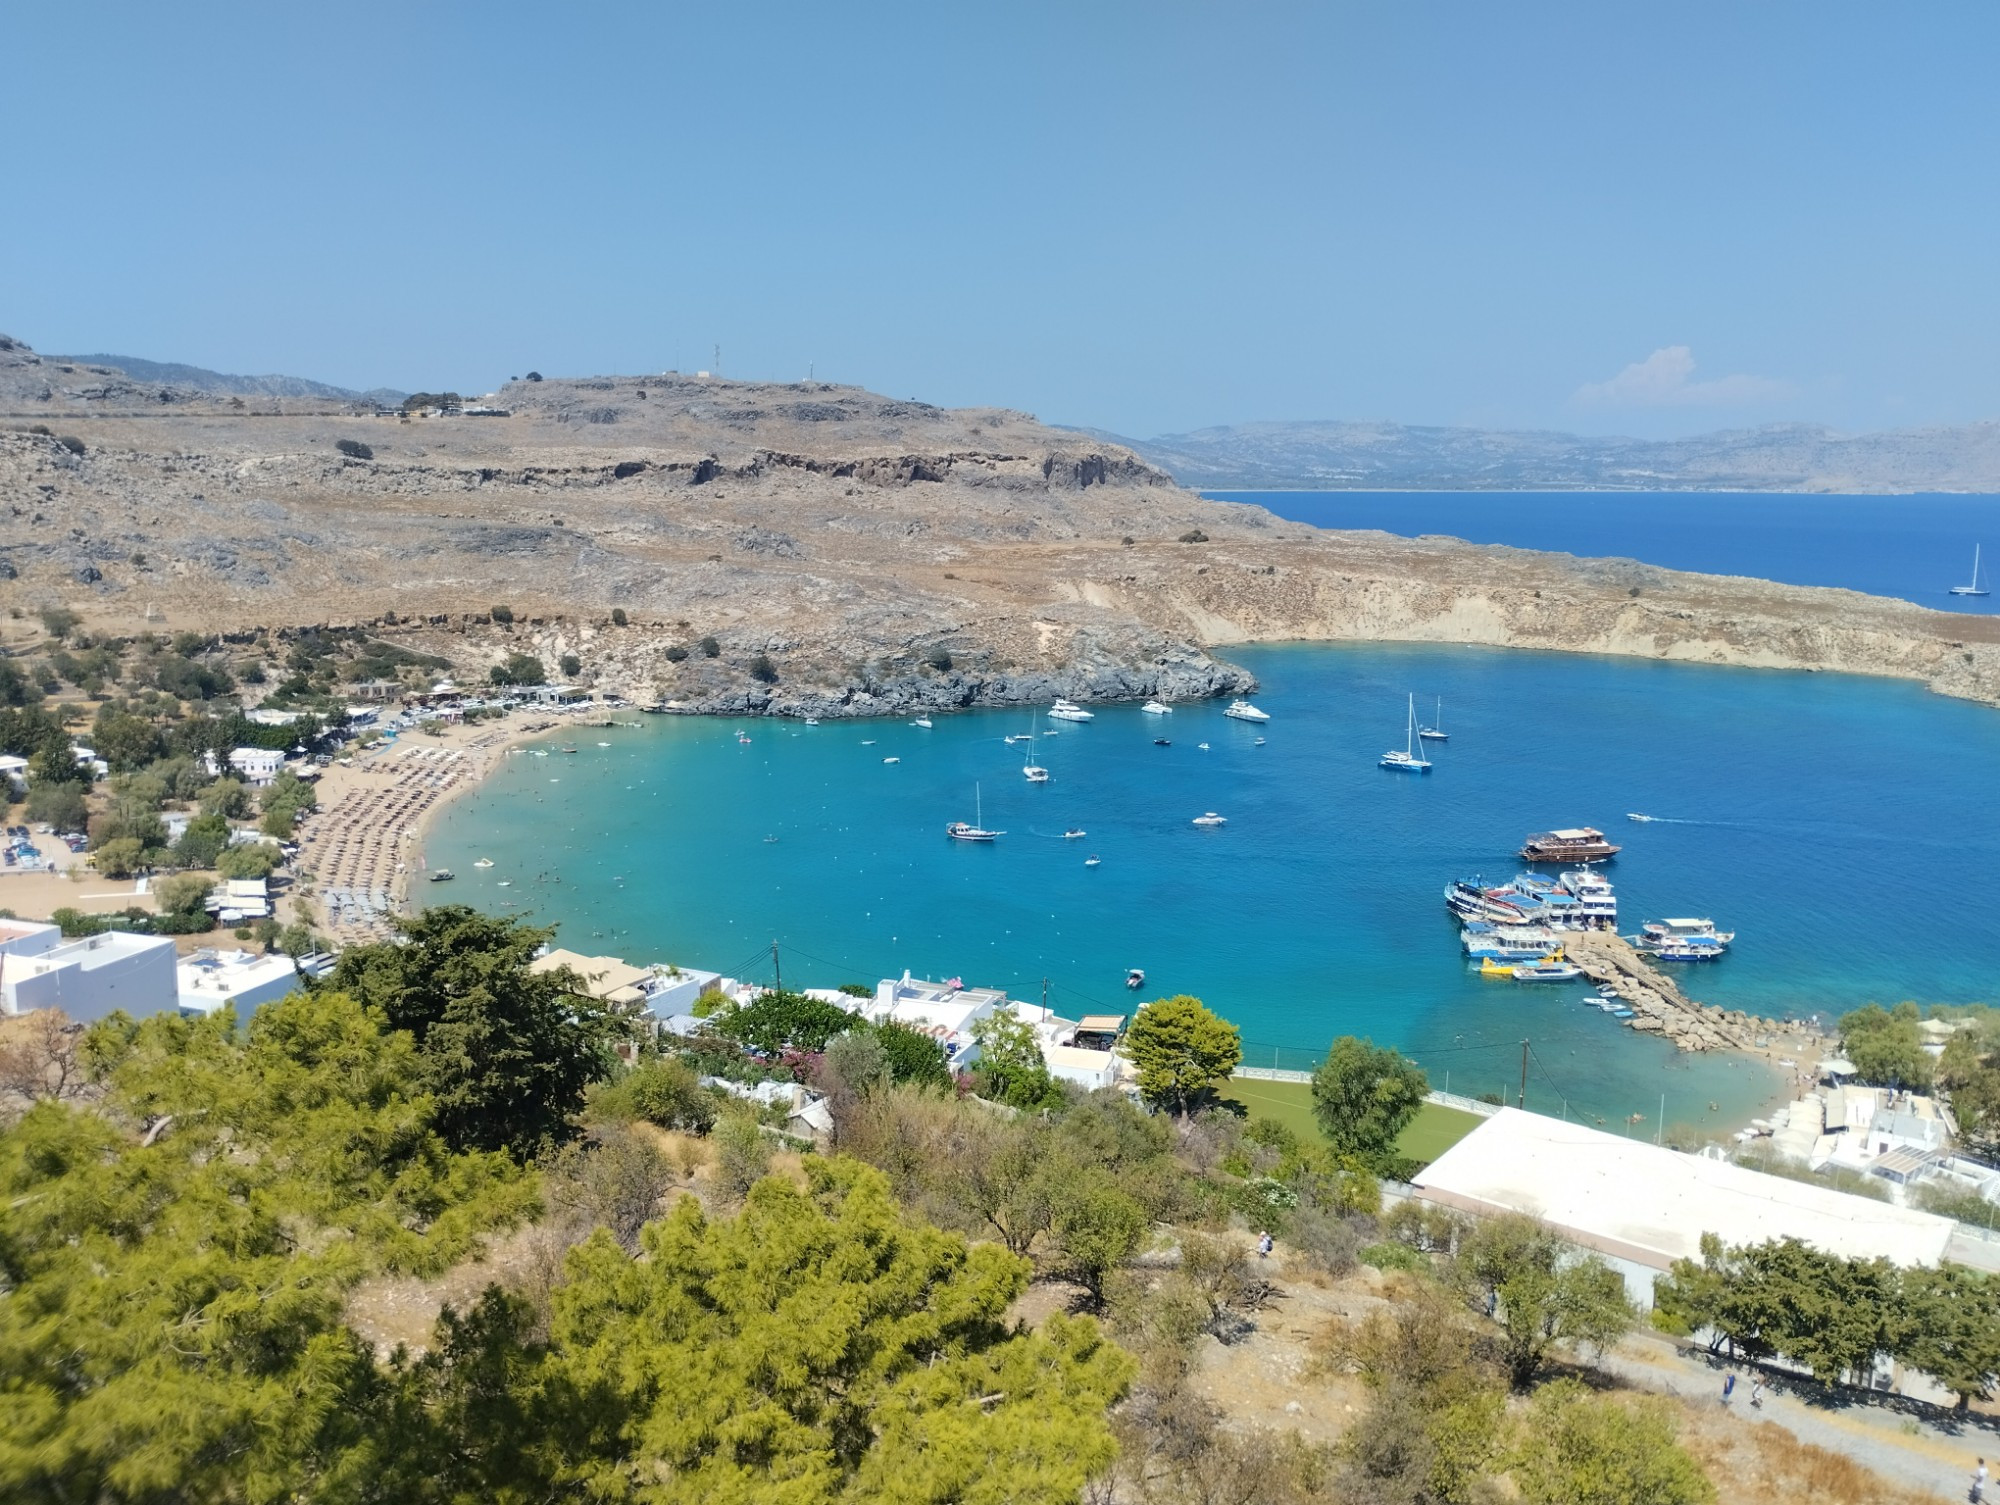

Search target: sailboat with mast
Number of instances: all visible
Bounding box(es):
[1379,694,1433,773]
[1022,716,1050,782]
[1949,543,1991,598]
[1418,696,1448,742]
[946,783,1004,841]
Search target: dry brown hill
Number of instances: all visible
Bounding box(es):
[3,335,1997,716]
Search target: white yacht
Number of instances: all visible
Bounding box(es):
[912,717,933,729]
[1418,696,1448,742]
[1048,699,1094,722]
[1379,694,1432,773]
[1949,543,1989,597]
[1222,698,1269,722]
[1191,811,1227,827]
[1141,700,1173,715]
[1022,742,1049,783]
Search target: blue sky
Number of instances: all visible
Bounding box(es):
[6,3,1998,438]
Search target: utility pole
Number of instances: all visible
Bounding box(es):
[771,939,781,993]
[1518,1039,1529,1109]
[1041,977,1048,1011]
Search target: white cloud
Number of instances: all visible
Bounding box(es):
[1574,346,1793,409]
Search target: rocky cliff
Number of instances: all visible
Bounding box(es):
[3,335,1997,714]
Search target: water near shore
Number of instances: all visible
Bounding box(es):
[427,643,2000,1137]
[1209,490,2000,616]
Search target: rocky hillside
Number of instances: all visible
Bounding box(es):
[3,334,1997,716]
[1100,416,2000,493]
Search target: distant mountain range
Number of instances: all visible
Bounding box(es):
[53,352,406,407]
[1085,418,2000,493]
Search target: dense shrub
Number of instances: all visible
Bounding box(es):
[558,653,581,678]
[698,636,720,658]
[610,607,628,627]
[925,645,953,672]
[334,438,373,460]
[663,644,688,663]
[489,604,514,624]
[747,653,778,684]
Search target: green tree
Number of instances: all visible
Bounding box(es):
[24,779,87,830]
[557,652,581,678]
[1311,1034,1429,1169]
[747,652,779,684]
[90,706,164,772]
[153,871,212,918]
[1510,1380,1714,1505]
[199,775,251,817]
[38,604,81,640]
[90,836,146,878]
[715,988,863,1055]
[533,1159,1131,1502]
[970,1009,1064,1110]
[593,1055,718,1134]
[1456,1213,1636,1388]
[215,841,280,880]
[0,991,536,1503]
[822,1028,890,1097]
[1121,994,1241,1115]
[1049,1167,1149,1307]
[173,810,231,869]
[330,906,622,1160]
[877,1019,953,1089]
[489,652,546,687]
[1839,1002,1933,1090]
[1892,1264,2000,1410]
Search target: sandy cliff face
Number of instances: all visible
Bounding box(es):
[3,340,1996,713]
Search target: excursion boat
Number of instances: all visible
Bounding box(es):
[1461,922,1563,960]
[1512,958,1582,982]
[1380,694,1432,773]
[946,784,1003,842]
[1519,827,1620,864]
[1191,812,1227,827]
[1555,868,1619,929]
[1048,699,1094,722]
[1949,543,1990,597]
[1222,699,1270,722]
[1444,880,1531,925]
[1640,938,1727,962]
[1418,697,1448,742]
[1640,916,1735,946]
[1142,700,1173,715]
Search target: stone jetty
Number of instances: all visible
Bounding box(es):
[1561,931,1817,1055]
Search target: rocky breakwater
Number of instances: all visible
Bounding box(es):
[1562,931,1821,1056]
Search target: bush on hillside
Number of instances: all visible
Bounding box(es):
[334,439,373,460]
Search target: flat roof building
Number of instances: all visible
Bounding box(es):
[176,949,321,1018]
[1413,1107,1961,1305]
[0,931,178,1022]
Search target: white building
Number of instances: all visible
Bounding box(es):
[207,877,272,921]
[0,753,29,784]
[0,918,62,961]
[1412,1107,1966,1307]
[227,747,286,785]
[0,931,178,1022]
[176,948,322,1017]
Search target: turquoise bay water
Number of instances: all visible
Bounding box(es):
[427,643,2000,1135]
[1208,490,2000,617]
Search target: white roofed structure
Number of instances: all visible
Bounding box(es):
[1413,1108,1958,1303]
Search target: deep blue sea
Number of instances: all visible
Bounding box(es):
[1206,491,2000,616]
[427,642,2000,1137]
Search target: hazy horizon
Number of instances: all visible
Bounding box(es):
[9,3,2000,440]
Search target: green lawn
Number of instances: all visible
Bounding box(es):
[1219,1077,1485,1167]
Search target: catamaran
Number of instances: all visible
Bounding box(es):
[1950,543,1991,597]
[1418,696,1448,741]
[1379,694,1433,773]
[946,783,1003,841]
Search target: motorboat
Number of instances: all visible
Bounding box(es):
[1222,698,1269,722]
[1191,812,1227,827]
[946,783,1003,841]
[883,756,900,764]
[1142,700,1173,715]
[560,746,579,754]
[1063,828,1087,839]
[1084,855,1102,867]
[1126,967,1146,989]
[472,858,494,868]
[1949,543,1990,597]
[803,717,819,726]
[1639,916,1735,947]
[1253,736,1266,746]
[1627,813,1655,822]
[1519,827,1620,864]
[1048,699,1094,722]
[1509,958,1582,982]
[1004,733,1035,744]
[1379,693,1432,773]
[1197,742,1210,750]
[428,869,455,882]
[596,741,612,747]
[1418,696,1448,742]
[1153,737,1172,746]
[912,718,933,729]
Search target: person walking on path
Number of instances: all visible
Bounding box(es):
[1256,1230,1273,1259]
[1972,1457,1987,1503]
[1722,1372,1736,1406]
[1749,1379,1764,1409]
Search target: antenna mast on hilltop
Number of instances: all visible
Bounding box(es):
[714,344,722,377]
